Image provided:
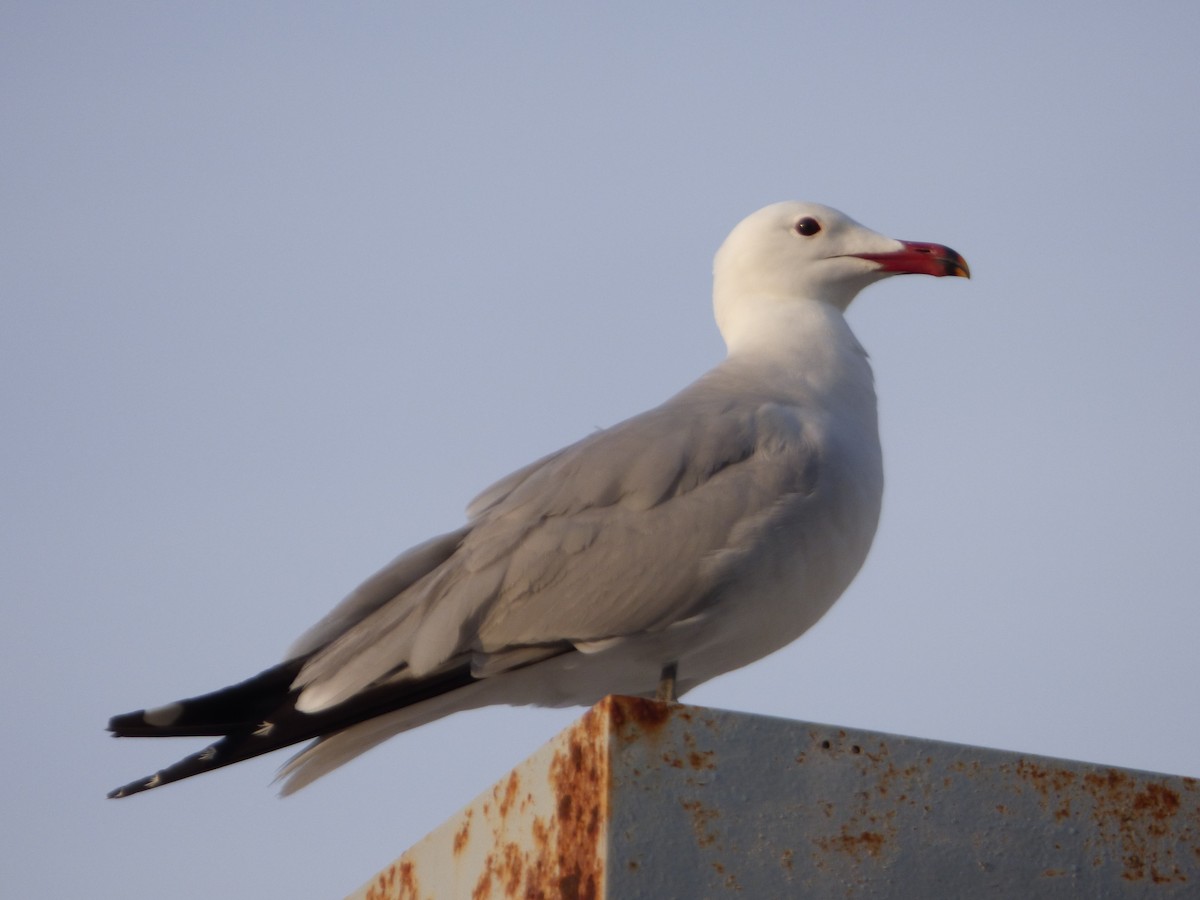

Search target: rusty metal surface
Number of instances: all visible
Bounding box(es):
[344,700,610,900]
[346,697,1198,898]
[604,700,1199,898]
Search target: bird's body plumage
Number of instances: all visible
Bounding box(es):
[108,202,967,798]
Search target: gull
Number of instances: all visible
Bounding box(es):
[107,202,969,798]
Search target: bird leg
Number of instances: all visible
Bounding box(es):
[655,661,678,703]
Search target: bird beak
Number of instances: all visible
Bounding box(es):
[851,241,971,279]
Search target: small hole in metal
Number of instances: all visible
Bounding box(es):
[820,740,831,750]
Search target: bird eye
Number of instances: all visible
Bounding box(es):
[793,217,821,236]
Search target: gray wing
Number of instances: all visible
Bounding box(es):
[286,527,470,659]
[292,380,821,712]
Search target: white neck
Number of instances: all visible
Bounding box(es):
[717,296,874,403]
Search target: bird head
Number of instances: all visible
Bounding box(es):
[713,202,969,349]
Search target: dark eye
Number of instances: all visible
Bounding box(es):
[793,216,821,236]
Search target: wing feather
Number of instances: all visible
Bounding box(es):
[293,386,820,710]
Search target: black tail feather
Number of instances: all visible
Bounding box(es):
[107,659,306,738]
[107,660,480,798]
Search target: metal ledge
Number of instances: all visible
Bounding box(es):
[347,696,1199,898]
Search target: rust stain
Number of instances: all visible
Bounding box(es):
[805,740,904,873]
[1014,758,1077,823]
[453,809,472,857]
[495,769,521,820]
[472,854,494,900]
[681,728,716,771]
[680,798,721,848]
[607,694,671,737]
[813,827,887,859]
[687,749,715,769]
[711,860,743,891]
[530,713,606,898]
[1080,768,1192,885]
[500,841,524,895]
[1130,782,1181,836]
[465,704,609,898]
[658,732,717,772]
[608,695,720,774]
[1015,758,1078,792]
[1009,758,1197,886]
[855,747,933,813]
[363,859,420,900]
[861,744,887,764]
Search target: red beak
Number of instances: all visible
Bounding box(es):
[852,241,970,279]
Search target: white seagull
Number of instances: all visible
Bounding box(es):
[108,202,969,798]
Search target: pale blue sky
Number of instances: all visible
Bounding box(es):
[4,4,1198,897]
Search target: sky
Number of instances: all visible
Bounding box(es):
[3,3,1199,897]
